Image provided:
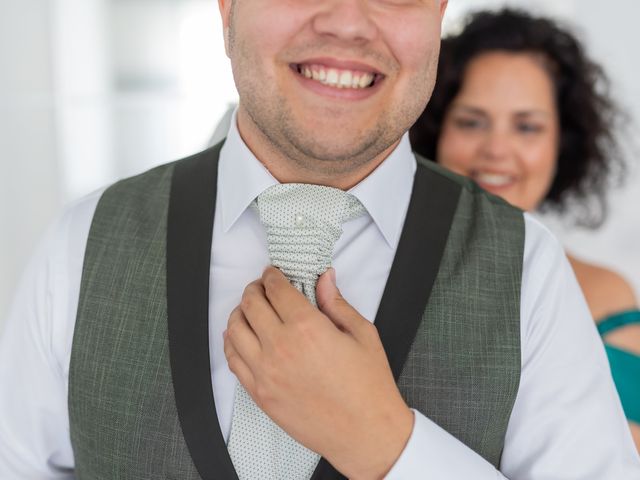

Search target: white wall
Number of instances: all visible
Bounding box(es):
[0,0,61,321]
[1,0,639,327]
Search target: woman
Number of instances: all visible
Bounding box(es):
[410,9,640,449]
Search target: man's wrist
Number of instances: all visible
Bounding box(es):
[338,404,415,480]
[376,407,415,479]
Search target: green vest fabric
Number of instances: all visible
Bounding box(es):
[69,144,524,479]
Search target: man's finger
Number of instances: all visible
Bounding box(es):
[240,280,282,344]
[262,266,317,324]
[223,334,256,394]
[316,268,372,339]
[226,307,262,369]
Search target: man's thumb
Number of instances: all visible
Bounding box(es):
[316,268,367,335]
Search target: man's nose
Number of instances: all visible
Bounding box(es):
[312,0,378,44]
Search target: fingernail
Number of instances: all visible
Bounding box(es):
[329,267,336,285]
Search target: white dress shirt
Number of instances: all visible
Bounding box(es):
[1,116,639,479]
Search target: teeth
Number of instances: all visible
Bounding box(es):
[359,74,371,88]
[475,172,514,187]
[297,64,376,90]
[338,71,352,88]
[326,69,339,85]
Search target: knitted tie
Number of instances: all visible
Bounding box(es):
[227,183,366,480]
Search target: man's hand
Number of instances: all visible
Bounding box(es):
[223,266,414,479]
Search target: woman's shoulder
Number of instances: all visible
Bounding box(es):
[567,255,638,322]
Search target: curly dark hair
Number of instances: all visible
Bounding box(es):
[410,8,627,227]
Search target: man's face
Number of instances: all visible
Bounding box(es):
[219,0,447,172]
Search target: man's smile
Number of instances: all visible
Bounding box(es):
[292,63,382,89]
[289,57,386,100]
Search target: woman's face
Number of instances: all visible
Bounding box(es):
[436,52,560,211]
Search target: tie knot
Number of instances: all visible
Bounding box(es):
[255,183,366,305]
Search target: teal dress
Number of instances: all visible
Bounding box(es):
[597,310,640,423]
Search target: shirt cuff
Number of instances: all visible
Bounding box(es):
[384,409,503,479]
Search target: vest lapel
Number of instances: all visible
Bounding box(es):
[376,159,462,379]
[167,142,239,480]
[167,149,461,480]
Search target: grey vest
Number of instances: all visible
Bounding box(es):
[69,142,524,479]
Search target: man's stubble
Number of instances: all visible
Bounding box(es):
[227,2,439,178]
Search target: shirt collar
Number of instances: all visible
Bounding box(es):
[218,109,416,248]
[347,134,416,248]
[219,110,279,233]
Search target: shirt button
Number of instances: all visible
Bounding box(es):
[294,214,305,226]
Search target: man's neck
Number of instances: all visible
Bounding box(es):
[235,108,401,191]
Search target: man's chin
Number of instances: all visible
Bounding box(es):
[286,135,391,171]
[286,125,382,157]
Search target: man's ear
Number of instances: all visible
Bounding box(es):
[218,0,232,57]
[439,0,448,21]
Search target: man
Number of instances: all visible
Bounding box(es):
[1,0,639,478]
